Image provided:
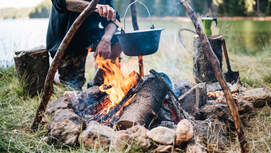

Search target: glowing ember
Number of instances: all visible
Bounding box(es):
[96,55,139,114]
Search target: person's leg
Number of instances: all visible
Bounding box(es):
[58,50,88,90]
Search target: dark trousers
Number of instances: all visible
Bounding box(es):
[52,50,88,90]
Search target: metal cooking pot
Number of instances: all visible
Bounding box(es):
[115,0,164,56]
[115,28,163,56]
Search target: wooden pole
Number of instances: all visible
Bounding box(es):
[130,0,144,77]
[31,0,99,131]
[179,0,249,152]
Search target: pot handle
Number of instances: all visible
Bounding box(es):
[178,28,197,48]
[123,0,154,31]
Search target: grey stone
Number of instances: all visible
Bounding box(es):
[112,125,150,152]
[240,88,271,108]
[48,109,81,145]
[78,121,115,149]
[176,119,194,146]
[147,126,175,145]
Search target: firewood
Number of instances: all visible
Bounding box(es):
[14,48,49,97]
[116,74,168,130]
[179,0,248,152]
[31,0,100,131]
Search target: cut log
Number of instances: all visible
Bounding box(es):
[193,35,223,83]
[14,48,49,97]
[116,75,168,130]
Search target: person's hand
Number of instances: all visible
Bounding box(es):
[95,38,111,59]
[94,4,116,21]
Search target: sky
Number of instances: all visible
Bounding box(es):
[0,0,43,8]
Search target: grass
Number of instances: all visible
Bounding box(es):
[1,18,271,152]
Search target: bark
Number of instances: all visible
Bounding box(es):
[31,0,99,131]
[178,83,207,118]
[116,74,168,130]
[14,48,49,97]
[179,0,248,152]
[193,35,223,83]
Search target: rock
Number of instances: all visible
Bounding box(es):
[46,97,70,115]
[79,121,115,149]
[200,103,232,122]
[112,125,150,152]
[48,109,81,145]
[147,126,175,145]
[240,88,271,108]
[178,83,207,116]
[237,99,254,115]
[176,119,194,146]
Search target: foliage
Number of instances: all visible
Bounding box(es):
[29,0,51,18]
[0,8,31,19]
[2,0,271,19]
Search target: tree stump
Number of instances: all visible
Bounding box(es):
[14,48,49,97]
[193,35,223,83]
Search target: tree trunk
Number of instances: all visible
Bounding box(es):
[14,48,49,97]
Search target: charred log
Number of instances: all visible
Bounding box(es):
[178,83,207,118]
[116,74,168,130]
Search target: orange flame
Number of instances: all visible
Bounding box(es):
[96,55,139,114]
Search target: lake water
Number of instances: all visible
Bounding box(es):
[0,18,271,67]
[0,19,48,68]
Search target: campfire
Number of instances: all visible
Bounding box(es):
[86,56,140,124]
[44,59,271,152]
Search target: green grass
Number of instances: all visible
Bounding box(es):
[1,18,271,152]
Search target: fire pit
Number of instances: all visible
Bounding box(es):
[43,53,271,152]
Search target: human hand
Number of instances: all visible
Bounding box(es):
[94,4,116,21]
[95,38,111,59]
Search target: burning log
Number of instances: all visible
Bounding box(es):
[14,48,49,97]
[116,74,169,130]
[179,0,248,152]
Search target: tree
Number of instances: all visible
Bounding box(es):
[29,0,51,18]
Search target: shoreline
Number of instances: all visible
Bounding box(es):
[2,16,271,21]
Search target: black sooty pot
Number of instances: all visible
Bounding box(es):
[115,28,163,56]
